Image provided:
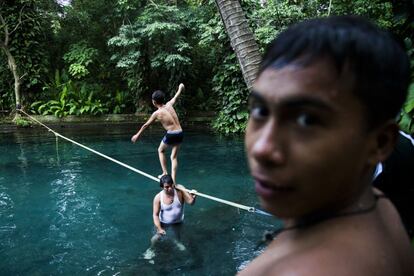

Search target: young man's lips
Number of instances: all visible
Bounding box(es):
[254,178,294,198]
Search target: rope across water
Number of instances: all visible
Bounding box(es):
[17,109,271,216]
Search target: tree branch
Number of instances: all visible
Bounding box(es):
[9,4,27,36]
[0,13,9,46]
[327,0,332,16]
[149,0,159,8]
[19,72,27,80]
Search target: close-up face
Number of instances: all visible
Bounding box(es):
[245,59,376,219]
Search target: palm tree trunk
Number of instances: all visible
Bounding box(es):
[215,0,261,90]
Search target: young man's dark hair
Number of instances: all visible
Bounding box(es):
[152,90,166,105]
[160,174,174,187]
[259,15,410,128]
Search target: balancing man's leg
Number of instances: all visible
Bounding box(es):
[170,144,180,183]
[158,141,169,177]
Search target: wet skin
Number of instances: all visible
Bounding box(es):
[245,59,381,222]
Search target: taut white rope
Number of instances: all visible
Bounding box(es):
[17,109,271,216]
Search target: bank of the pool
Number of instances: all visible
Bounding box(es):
[0,112,216,131]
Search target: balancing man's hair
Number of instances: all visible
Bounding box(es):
[152,90,166,105]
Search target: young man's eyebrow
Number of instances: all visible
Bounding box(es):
[249,91,266,103]
[281,97,334,111]
[249,90,333,111]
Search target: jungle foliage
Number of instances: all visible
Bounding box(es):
[0,0,413,134]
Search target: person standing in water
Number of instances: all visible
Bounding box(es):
[152,175,196,247]
[143,174,195,260]
[131,83,185,183]
[241,16,414,275]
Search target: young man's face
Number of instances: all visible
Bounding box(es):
[245,59,376,219]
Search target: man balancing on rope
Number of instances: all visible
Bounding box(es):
[240,16,414,275]
[131,83,185,183]
[143,174,196,259]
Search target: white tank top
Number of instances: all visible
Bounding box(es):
[159,189,184,224]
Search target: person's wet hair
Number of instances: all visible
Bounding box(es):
[259,15,410,129]
[152,90,165,105]
[160,174,174,187]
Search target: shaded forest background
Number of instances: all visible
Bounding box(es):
[1,0,413,134]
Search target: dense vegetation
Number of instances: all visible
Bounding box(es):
[1,0,413,134]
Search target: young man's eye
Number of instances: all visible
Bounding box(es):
[296,113,319,127]
[249,105,269,119]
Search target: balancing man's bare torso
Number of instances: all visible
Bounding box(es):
[155,103,182,132]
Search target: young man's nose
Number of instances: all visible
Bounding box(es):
[251,122,285,165]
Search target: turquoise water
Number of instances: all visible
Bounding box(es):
[0,125,279,275]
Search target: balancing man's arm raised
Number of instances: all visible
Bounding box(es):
[167,83,184,107]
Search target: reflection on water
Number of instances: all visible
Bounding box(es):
[0,126,279,275]
[0,182,16,250]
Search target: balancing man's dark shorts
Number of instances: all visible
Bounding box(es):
[162,130,184,145]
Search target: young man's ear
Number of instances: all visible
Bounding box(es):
[367,120,399,165]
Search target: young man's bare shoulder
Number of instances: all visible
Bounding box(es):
[239,243,339,276]
[152,109,161,117]
[151,109,166,122]
[239,230,405,276]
